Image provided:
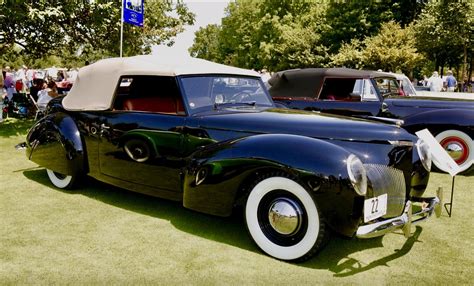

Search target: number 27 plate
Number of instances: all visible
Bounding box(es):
[364,194,388,222]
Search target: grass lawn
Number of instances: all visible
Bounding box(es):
[1,118,473,284]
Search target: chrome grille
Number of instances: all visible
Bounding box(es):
[364,164,406,217]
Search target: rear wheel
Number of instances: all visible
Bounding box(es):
[245,176,328,261]
[434,130,473,173]
[46,169,77,189]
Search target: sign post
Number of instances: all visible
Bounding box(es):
[120,0,144,57]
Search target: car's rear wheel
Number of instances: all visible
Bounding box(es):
[46,169,77,189]
[245,176,328,261]
[435,130,473,173]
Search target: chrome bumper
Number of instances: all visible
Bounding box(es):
[356,189,442,239]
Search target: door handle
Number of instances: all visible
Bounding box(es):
[100,123,110,130]
[381,102,388,113]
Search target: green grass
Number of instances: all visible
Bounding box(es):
[1,118,473,284]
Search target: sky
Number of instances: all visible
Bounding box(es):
[152,0,231,57]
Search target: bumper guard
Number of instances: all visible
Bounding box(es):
[356,188,442,239]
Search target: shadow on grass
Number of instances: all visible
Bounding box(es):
[23,169,423,276]
[0,118,35,138]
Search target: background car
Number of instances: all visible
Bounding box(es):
[269,68,474,174]
[25,56,439,261]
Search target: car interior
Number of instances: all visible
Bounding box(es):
[113,76,186,115]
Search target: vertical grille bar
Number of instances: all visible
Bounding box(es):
[364,164,406,217]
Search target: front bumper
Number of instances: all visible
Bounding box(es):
[356,189,442,239]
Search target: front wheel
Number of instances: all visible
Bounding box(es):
[434,130,473,174]
[46,169,77,189]
[245,176,328,261]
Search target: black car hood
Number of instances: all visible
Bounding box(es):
[388,96,474,109]
[197,108,413,143]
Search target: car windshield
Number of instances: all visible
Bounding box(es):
[374,77,400,97]
[180,76,273,113]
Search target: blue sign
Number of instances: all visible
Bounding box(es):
[123,0,144,27]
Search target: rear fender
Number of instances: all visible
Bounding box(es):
[183,134,362,236]
[26,112,86,176]
[403,109,474,136]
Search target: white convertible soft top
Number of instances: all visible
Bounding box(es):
[63,55,260,111]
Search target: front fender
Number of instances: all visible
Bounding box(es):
[26,112,86,176]
[183,134,363,236]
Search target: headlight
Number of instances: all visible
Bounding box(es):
[346,154,367,196]
[416,139,432,171]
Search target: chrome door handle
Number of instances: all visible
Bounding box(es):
[100,123,110,130]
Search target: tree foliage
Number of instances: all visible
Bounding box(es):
[413,1,474,79]
[0,0,194,65]
[331,22,423,74]
[190,0,329,71]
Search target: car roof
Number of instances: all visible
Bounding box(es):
[63,55,260,111]
[268,68,395,98]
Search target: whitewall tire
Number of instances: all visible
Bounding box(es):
[435,130,473,173]
[245,176,327,261]
[46,169,76,189]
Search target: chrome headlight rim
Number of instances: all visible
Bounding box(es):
[416,138,432,171]
[346,154,368,196]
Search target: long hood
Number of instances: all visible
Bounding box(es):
[197,108,413,142]
[389,96,474,109]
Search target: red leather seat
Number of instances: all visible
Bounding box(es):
[123,97,178,113]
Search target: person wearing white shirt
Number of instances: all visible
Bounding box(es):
[427,71,444,92]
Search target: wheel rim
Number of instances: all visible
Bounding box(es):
[257,190,308,247]
[268,198,303,235]
[440,136,469,165]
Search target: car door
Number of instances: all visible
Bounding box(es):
[97,75,187,192]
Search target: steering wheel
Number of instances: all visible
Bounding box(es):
[230,90,253,102]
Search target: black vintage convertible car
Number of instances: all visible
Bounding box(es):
[25,56,439,261]
[269,68,474,174]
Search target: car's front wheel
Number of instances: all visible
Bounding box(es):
[46,169,77,189]
[245,176,328,261]
[435,130,473,174]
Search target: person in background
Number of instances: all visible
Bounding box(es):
[445,70,457,92]
[37,81,59,107]
[26,67,35,89]
[0,68,4,122]
[427,71,444,92]
[4,67,15,100]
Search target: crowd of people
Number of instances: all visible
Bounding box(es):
[417,70,473,92]
[0,66,78,121]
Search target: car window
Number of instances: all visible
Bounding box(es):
[180,76,273,113]
[318,78,365,102]
[113,76,186,115]
[374,77,399,97]
[355,79,379,101]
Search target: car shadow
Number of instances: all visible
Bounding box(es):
[23,169,423,275]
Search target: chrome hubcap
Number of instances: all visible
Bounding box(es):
[268,198,303,235]
[445,142,464,162]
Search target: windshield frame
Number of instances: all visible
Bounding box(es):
[177,74,274,115]
[372,77,401,98]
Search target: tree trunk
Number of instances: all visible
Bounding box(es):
[462,44,467,86]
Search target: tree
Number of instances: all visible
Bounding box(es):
[0,0,194,63]
[190,0,329,71]
[414,1,474,80]
[321,1,394,54]
[331,22,424,74]
[189,24,221,62]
